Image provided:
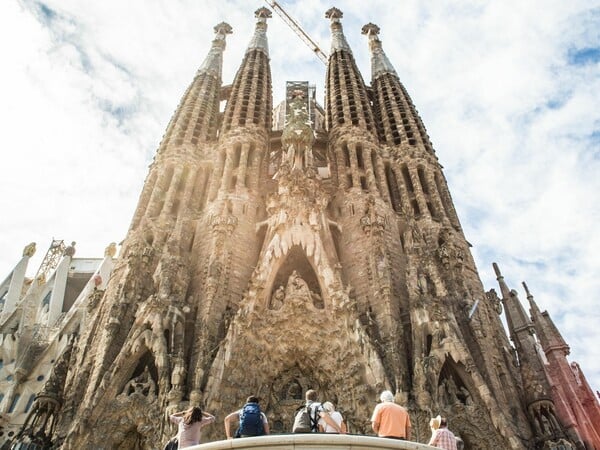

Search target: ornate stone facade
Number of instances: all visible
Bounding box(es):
[5,7,599,450]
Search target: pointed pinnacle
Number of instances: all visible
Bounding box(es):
[325,7,343,21]
[361,23,380,36]
[214,22,233,36]
[492,262,502,278]
[255,7,272,20]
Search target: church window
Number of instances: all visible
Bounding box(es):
[385,163,402,213]
[245,144,255,188]
[342,143,351,167]
[435,172,453,221]
[356,144,364,169]
[360,176,368,191]
[401,165,414,193]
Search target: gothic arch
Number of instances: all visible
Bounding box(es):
[266,245,324,308]
[437,356,475,408]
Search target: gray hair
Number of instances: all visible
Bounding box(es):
[380,390,394,402]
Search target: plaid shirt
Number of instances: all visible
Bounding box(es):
[430,427,458,450]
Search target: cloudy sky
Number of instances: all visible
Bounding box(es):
[1,0,599,392]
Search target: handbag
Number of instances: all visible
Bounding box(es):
[163,436,178,450]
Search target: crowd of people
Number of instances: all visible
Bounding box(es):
[165,389,460,450]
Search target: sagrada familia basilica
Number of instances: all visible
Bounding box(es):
[1,6,599,450]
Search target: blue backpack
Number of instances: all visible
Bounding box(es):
[236,402,264,437]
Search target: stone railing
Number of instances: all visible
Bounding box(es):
[193,434,438,449]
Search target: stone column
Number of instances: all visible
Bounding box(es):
[373,155,390,204]
[393,166,411,214]
[335,144,348,189]
[163,166,185,214]
[408,166,429,219]
[236,143,251,189]
[3,243,35,316]
[362,145,378,195]
[48,245,75,326]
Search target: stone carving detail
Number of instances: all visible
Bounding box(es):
[360,196,386,236]
[104,242,117,258]
[63,241,76,257]
[23,242,36,257]
[269,285,286,310]
[122,366,156,398]
[486,288,503,314]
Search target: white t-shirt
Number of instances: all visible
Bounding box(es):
[319,410,343,433]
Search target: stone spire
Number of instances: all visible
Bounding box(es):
[524,282,569,354]
[246,7,271,55]
[198,22,233,77]
[362,23,461,226]
[156,22,231,153]
[523,282,600,448]
[129,23,231,231]
[493,263,535,343]
[324,8,375,137]
[362,23,397,79]
[220,8,273,134]
[325,7,351,53]
[362,22,435,152]
[494,264,573,447]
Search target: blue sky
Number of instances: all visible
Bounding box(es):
[1,0,599,394]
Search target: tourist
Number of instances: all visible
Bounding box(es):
[224,395,269,439]
[318,401,347,433]
[292,389,341,433]
[428,417,458,450]
[429,415,441,442]
[169,406,215,448]
[370,390,411,440]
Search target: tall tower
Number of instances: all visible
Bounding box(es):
[9,7,595,450]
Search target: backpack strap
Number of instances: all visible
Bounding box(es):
[310,404,320,431]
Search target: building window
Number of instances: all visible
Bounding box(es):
[42,290,52,307]
[25,394,36,413]
[8,394,20,413]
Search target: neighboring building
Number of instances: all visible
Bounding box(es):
[4,7,600,450]
[0,241,115,444]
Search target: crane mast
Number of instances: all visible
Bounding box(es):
[264,0,328,65]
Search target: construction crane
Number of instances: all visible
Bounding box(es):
[34,239,66,283]
[264,0,328,65]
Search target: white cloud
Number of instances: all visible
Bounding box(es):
[0,0,599,398]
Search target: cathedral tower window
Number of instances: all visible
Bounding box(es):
[401,164,420,215]
[385,162,402,213]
